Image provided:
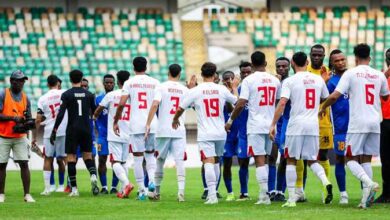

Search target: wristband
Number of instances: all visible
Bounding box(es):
[227,118,234,125]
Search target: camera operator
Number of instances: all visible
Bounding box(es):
[0,70,35,203]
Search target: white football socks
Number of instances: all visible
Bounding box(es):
[133,156,145,191]
[347,160,373,187]
[310,162,331,186]
[176,159,185,195]
[155,158,165,194]
[43,170,51,191]
[256,166,268,196]
[204,163,217,198]
[112,162,129,186]
[286,165,297,202]
[145,152,156,185]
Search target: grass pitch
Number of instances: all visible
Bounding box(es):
[0,166,389,220]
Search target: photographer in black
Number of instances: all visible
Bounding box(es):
[0,70,35,203]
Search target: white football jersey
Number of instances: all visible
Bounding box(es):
[180,82,237,141]
[154,80,189,138]
[99,89,131,143]
[240,71,281,134]
[281,72,329,136]
[37,89,68,138]
[335,65,389,133]
[122,74,159,134]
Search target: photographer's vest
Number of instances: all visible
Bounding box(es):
[0,89,27,138]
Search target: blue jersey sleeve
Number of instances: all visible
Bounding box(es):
[95,93,108,140]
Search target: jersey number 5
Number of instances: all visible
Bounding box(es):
[138,92,147,109]
[203,98,219,117]
[258,86,276,106]
[305,89,315,109]
[365,84,375,105]
[49,103,60,118]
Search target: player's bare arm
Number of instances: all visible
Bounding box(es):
[225,98,247,132]
[113,94,129,135]
[172,107,185,129]
[269,97,288,141]
[319,91,342,116]
[145,100,160,140]
[92,105,104,121]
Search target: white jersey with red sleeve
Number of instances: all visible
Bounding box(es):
[180,82,237,141]
[335,65,389,133]
[281,72,329,136]
[122,74,159,134]
[37,89,68,138]
[99,89,131,143]
[154,80,189,138]
[239,71,281,134]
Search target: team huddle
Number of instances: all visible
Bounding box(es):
[34,43,389,208]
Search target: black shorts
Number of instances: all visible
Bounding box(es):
[65,131,92,154]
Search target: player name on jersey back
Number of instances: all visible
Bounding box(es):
[122,74,159,134]
[281,71,329,136]
[154,81,188,138]
[37,89,68,138]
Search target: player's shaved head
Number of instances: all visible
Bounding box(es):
[201,62,217,78]
[275,57,290,80]
[103,74,115,93]
[69,69,83,84]
[169,64,182,78]
[310,44,325,69]
[133,56,147,72]
[222,71,234,81]
[116,70,130,86]
[329,49,347,75]
[239,61,252,80]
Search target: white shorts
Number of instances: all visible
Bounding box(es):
[156,137,186,160]
[346,133,380,157]
[285,135,319,160]
[247,134,272,156]
[199,140,225,160]
[109,141,129,163]
[43,136,66,158]
[130,134,156,153]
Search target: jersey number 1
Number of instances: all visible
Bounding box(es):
[77,100,82,116]
[203,98,219,117]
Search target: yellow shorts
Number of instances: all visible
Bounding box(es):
[319,127,333,150]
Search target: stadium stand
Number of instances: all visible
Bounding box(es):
[203,6,388,71]
[0,7,185,106]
